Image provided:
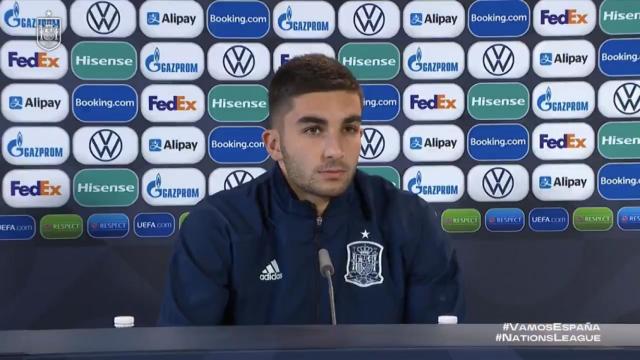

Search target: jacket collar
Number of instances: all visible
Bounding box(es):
[270,164,356,219]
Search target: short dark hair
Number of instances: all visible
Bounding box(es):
[268,54,362,129]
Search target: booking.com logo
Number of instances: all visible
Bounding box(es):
[207,1,269,39]
[208,126,268,164]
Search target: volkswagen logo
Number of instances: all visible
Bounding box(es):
[614,82,640,115]
[86,1,120,34]
[483,44,515,76]
[360,128,385,160]
[89,129,123,162]
[354,3,385,36]
[223,45,256,78]
[482,167,514,199]
[224,170,255,190]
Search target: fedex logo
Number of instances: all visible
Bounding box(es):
[539,133,586,149]
[8,51,59,68]
[10,180,62,196]
[540,9,587,25]
[148,96,197,111]
[409,94,456,110]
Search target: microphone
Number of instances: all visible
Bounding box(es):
[318,248,337,325]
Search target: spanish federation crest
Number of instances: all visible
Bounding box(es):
[36,10,62,51]
[344,236,384,288]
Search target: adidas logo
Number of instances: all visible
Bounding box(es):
[259,259,283,281]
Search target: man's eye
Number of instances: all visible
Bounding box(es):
[304,127,321,135]
[344,126,359,133]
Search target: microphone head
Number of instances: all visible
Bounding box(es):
[318,248,335,277]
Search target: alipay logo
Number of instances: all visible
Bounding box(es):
[532,164,594,201]
[274,1,335,39]
[141,0,204,38]
[1,83,69,123]
[403,0,465,38]
[142,168,205,206]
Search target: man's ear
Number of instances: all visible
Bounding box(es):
[262,128,283,161]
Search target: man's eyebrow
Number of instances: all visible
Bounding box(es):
[296,116,327,126]
[343,115,361,124]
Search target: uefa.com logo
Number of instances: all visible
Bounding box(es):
[140,42,204,81]
[467,0,530,38]
[273,1,335,39]
[207,1,269,39]
[0,215,36,241]
[141,0,204,39]
[0,0,68,36]
[134,213,176,238]
[2,83,69,123]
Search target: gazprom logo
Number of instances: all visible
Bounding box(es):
[142,168,205,206]
[140,43,204,80]
[484,208,525,232]
[273,1,335,39]
[361,84,399,122]
[403,166,464,203]
[468,0,530,38]
[403,42,464,80]
[529,208,569,232]
[1,1,67,36]
[208,126,269,164]
[3,127,69,165]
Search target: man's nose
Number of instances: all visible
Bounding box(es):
[323,134,345,159]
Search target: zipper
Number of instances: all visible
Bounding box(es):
[313,215,323,323]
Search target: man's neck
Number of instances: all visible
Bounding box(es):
[278,163,330,217]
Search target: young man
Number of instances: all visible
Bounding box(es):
[158,54,464,325]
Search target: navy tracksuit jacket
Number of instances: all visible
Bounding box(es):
[158,165,464,325]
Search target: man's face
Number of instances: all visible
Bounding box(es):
[266,90,363,201]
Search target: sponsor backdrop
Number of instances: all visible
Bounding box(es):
[1,0,640,328]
